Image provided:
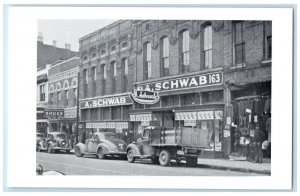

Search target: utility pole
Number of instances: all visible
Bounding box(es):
[75,71,80,144]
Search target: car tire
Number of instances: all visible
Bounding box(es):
[97,148,106,159]
[37,144,41,152]
[47,144,54,154]
[186,157,198,167]
[159,150,171,166]
[127,149,135,163]
[75,146,83,157]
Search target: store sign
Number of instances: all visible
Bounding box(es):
[64,108,77,118]
[44,109,64,118]
[134,72,223,93]
[131,86,159,104]
[184,120,196,126]
[80,95,132,108]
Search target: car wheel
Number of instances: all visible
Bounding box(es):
[75,146,83,157]
[186,157,198,167]
[37,144,42,152]
[159,150,171,166]
[47,144,53,154]
[97,148,106,159]
[127,149,135,163]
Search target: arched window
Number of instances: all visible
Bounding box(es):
[71,77,77,88]
[160,36,169,76]
[63,80,69,90]
[179,29,190,73]
[56,82,61,91]
[143,42,152,80]
[49,84,55,92]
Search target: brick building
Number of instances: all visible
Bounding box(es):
[47,57,80,140]
[78,20,271,157]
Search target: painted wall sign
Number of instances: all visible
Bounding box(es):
[135,72,223,93]
[44,109,64,118]
[131,86,159,104]
[80,95,133,108]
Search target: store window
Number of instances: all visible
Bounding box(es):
[143,42,152,80]
[179,29,190,73]
[40,85,45,101]
[182,93,200,106]
[203,23,212,69]
[160,36,169,76]
[202,90,224,104]
[103,107,110,120]
[90,108,98,121]
[233,21,245,66]
[112,106,121,120]
[81,109,89,121]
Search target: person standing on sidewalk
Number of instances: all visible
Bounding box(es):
[253,124,263,163]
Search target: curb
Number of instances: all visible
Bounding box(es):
[198,164,271,175]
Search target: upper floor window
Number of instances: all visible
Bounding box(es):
[111,61,117,78]
[146,23,151,31]
[233,21,245,65]
[266,35,272,59]
[143,42,152,80]
[91,52,97,60]
[73,88,77,107]
[92,67,97,81]
[161,36,170,76]
[101,64,107,79]
[203,24,212,69]
[57,91,62,102]
[111,46,116,53]
[64,90,69,106]
[83,55,88,63]
[83,69,88,84]
[100,49,106,56]
[180,30,190,73]
[121,58,128,92]
[40,85,45,102]
[121,42,128,49]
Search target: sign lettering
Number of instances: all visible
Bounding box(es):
[80,95,132,108]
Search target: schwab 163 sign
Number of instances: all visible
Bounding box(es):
[138,72,223,92]
[80,95,133,108]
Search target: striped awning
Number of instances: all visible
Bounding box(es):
[130,113,152,121]
[175,110,223,121]
[86,122,128,129]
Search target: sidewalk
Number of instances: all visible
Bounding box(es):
[197,158,271,174]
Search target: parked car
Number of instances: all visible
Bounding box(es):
[36,133,46,151]
[75,132,127,159]
[36,162,64,175]
[37,132,71,153]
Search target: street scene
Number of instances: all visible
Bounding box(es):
[36,20,272,176]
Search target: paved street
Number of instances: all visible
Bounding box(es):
[37,152,267,176]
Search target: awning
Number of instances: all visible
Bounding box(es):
[86,122,128,129]
[175,110,223,121]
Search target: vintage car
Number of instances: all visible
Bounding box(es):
[36,132,71,153]
[75,132,127,159]
[36,133,46,151]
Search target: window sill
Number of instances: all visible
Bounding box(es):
[230,63,246,70]
[262,59,272,65]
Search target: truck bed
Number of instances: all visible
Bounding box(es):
[149,127,210,149]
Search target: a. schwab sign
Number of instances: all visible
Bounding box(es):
[80,95,133,108]
[136,72,223,92]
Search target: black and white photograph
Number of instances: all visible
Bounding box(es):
[3,2,295,192]
[36,19,272,176]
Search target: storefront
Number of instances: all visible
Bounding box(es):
[79,93,133,143]
[130,70,226,155]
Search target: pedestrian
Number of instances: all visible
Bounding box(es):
[253,125,263,163]
[69,132,75,149]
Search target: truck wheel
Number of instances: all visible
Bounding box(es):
[97,148,106,159]
[127,149,135,163]
[75,146,83,157]
[159,150,171,166]
[186,157,198,167]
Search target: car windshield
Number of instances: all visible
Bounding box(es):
[36,134,44,138]
[55,134,66,140]
[104,133,116,140]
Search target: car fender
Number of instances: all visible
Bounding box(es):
[97,143,110,154]
[75,143,86,153]
[127,143,141,156]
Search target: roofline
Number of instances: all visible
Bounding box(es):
[38,42,78,53]
[50,56,80,68]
